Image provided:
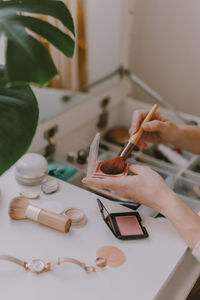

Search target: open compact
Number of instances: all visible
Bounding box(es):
[85,133,139,210]
[97,199,148,240]
[87,133,128,178]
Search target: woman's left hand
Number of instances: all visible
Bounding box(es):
[82,164,175,214]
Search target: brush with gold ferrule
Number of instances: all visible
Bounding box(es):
[100,104,158,175]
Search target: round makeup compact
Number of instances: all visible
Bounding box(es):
[96,246,126,267]
[15,153,48,186]
[63,208,87,227]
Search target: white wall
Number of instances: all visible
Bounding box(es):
[131,0,200,116]
[86,0,122,83]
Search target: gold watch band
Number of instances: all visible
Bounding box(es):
[0,255,96,274]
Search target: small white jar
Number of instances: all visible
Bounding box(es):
[15,153,48,186]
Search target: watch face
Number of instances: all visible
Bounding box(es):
[28,259,46,274]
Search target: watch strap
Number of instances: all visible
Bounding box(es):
[49,257,95,272]
[0,255,26,267]
[0,255,95,273]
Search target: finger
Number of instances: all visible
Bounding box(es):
[130,109,149,134]
[82,177,117,190]
[128,164,146,175]
[150,111,168,122]
[142,120,166,132]
[155,111,168,122]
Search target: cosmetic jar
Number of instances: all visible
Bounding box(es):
[63,208,87,226]
[15,153,48,186]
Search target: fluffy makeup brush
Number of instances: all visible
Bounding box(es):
[9,197,71,233]
[100,104,158,175]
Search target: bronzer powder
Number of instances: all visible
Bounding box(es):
[115,216,143,236]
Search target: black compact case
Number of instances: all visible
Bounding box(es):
[97,199,149,240]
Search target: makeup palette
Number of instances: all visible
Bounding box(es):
[87,133,128,178]
[97,199,148,240]
[94,160,128,177]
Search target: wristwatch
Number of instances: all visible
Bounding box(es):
[0,255,96,274]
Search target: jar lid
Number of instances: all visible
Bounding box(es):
[15,153,48,179]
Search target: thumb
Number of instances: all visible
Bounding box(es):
[129,164,146,175]
[142,120,165,132]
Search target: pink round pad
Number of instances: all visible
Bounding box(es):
[96,246,126,267]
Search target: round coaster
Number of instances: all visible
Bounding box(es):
[63,208,87,227]
[41,180,59,194]
[19,190,40,199]
[96,246,126,267]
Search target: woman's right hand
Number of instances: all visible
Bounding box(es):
[129,109,180,149]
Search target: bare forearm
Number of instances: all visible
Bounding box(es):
[173,125,200,154]
[163,193,200,250]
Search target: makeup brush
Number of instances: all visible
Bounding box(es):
[100,104,158,175]
[9,197,72,233]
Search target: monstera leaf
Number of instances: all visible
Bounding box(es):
[0,0,75,86]
[0,0,75,174]
[0,66,39,175]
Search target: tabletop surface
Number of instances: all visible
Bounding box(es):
[0,167,187,300]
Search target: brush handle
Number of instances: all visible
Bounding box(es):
[38,209,71,232]
[129,104,158,145]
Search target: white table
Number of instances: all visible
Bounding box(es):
[0,168,199,300]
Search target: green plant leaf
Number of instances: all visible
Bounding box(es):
[8,15,75,57]
[0,0,75,86]
[5,25,58,86]
[0,66,39,175]
[0,0,75,35]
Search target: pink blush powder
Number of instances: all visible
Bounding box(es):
[115,216,143,236]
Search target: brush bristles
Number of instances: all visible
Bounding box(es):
[100,156,126,175]
[9,197,29,220]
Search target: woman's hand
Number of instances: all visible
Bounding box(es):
[130,109,180,149]
[82,164,176,214]
[83,164,200,250]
